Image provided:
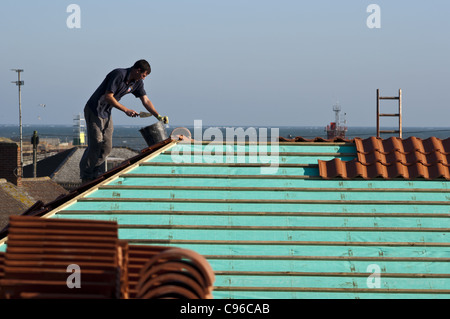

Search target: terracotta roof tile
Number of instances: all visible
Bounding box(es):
[279,136,354,143]
[319,136,450,180]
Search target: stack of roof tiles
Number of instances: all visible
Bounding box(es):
[0,216,214,299]
[319,136,450,180]
[0,216,121,299]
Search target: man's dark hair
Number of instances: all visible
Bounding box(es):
[133,59,151,74]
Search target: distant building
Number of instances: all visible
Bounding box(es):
[23,146,138,191]
[0,140,69,230]
[73,113,86,146]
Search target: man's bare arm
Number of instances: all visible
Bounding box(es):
[139,95,160,118]
[104,92,138,117]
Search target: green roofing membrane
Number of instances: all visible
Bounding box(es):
[47,141,450,298]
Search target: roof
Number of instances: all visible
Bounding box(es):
[21,178,69,204]
[0,177,68,232]
[23,147,76,178]
[23,147,138,188]
[0,180,34,231]
[1,136,450,299]
[0,138,15,143]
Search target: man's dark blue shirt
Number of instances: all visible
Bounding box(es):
[86,68,147,118]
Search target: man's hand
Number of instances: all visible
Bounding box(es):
[105,92,138,117]
[125,108,138,117]
[157,115,169,124]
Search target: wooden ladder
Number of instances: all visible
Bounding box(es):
[376,89,402,138]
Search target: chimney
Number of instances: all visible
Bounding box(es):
[0,142,22,187]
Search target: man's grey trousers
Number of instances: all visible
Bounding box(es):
[79,106,114,180]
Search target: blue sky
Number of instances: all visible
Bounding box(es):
[1,1,449,127]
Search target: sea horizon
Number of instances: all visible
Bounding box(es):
[1,124,450,152]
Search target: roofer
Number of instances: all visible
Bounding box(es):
[79,59,168,184]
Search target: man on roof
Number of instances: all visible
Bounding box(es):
[79,59,169,184]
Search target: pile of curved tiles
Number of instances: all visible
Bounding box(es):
[135,248,215,299]
[0,216,214,299]
[319,136,450,180]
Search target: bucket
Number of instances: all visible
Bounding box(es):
[139,121,168,147]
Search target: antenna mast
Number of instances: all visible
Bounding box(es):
[11,69,24,178]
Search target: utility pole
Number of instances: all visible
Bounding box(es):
[11,69,24,178]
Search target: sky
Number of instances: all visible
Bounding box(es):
[1,0,449,127]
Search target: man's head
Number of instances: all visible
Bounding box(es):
[131,59,151,81]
